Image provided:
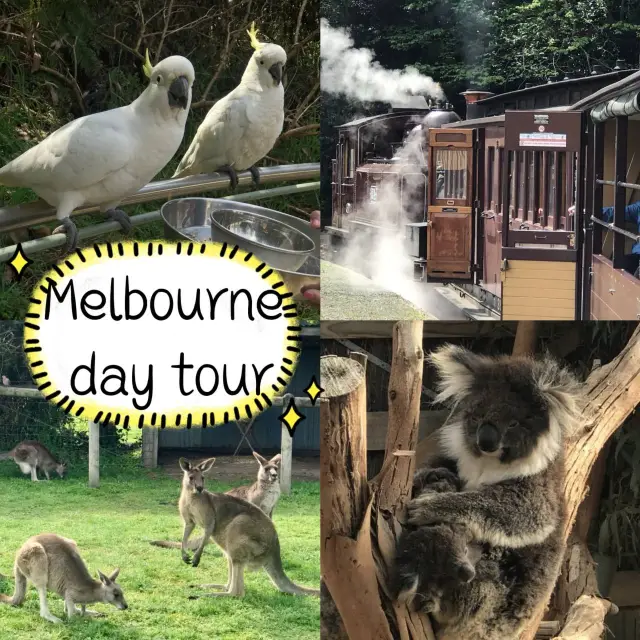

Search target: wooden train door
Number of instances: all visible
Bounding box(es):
[500,110,584,320]
[426,129,474,280]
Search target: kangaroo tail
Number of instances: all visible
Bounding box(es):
[264,537,320,596]
[0,566,25,606]
[149,537,205,551]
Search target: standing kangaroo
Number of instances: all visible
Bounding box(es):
[0,440,67,481]
[227,452,282,518]
[150,451,282,552]
[0,533,127,623]
[174,457,319,598]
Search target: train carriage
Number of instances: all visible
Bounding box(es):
[328,64,640,320]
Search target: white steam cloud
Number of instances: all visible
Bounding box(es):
[321,19,443,103]
[334,119,431,309]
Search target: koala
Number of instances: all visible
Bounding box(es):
[393,522,481,612]
[402,344,581,640]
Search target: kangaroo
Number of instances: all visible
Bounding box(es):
[0,440,67,481]
[150,451,282,552]
[0,533,127,623]
[227,452,282,518]
[172,457,319,598]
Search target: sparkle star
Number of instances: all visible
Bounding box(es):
[8,244,33,281]
[278,398,305,437]
[304,376,324,405]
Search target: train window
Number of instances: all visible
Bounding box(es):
[558,153,566,228]
[547,153,558,227]
[518,152,526,219]
[497,148,504,214]
[433,132,467,143]
[434,148,468,200]
[487,147,495,210]
[527,152,536,220]
[509,151,517,217]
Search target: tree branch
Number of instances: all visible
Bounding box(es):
[155,0,175,64]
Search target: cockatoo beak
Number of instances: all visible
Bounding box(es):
[168,76,190,109]
[268,62,283,86]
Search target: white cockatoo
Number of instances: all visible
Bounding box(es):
[0,53,195,251]
[173,22,286,189]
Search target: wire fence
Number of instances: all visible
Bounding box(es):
[0,322,138,477]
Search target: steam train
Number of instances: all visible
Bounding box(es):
[328,64,640,320]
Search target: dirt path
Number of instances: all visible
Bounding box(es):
[158,450,320,481]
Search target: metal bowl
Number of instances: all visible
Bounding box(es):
[161,198,319,299]
[210,208,314,272]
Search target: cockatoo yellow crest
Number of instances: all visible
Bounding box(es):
[142,49,153,78]
[247,22,265,50]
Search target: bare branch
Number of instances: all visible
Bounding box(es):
[277,123,319,140]
[155,0,175,64]
[294,0,309,45]
[36,64,85,115]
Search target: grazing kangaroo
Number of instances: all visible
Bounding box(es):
[0,533,127,623]
[173,457,319,598]
[0,440,67,481]
[150,451,282,552]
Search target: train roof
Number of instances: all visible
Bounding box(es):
[337,111,426,129]
[444,68,640,127]
[474,69,634,108]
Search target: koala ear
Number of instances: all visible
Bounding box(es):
[428,344,489,404]
[533,354,582,436]
[395,574,419,606]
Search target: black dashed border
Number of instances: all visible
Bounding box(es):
[23,240,301,429]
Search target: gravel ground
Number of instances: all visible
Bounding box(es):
[321,260,432,321]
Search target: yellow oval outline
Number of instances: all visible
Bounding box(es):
[23,239,301,429]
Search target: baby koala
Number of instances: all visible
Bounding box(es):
[392,465,481,615]
[393,521,482,615]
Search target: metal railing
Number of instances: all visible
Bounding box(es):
[0,163,320,261]
[0,163,319,232]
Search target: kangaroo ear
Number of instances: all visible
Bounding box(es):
[198,457,216,474]
[270,454,282,467]
[97,570,111,585]
[179,458,191,472]
[253,451,268,466]
[427,344,490,405]
[109,568,120,582]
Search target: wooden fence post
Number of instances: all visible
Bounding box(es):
[88,420,100,488]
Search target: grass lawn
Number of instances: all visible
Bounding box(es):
[0,462,320,640]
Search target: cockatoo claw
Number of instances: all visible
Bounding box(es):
[248,166,261,188]
[106,209,134,235]
[219,165,238,191]
[52,217,79,253]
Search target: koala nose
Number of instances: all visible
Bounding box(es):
[477,423,500,453]
[458,564,476,583]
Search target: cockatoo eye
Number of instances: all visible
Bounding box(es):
[156,76,162,84]
[259,60,264,65]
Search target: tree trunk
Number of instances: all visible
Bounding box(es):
[320,354,392,640]
[512,321,539,356]
[369,321,435,640]
[520,325,640,639]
